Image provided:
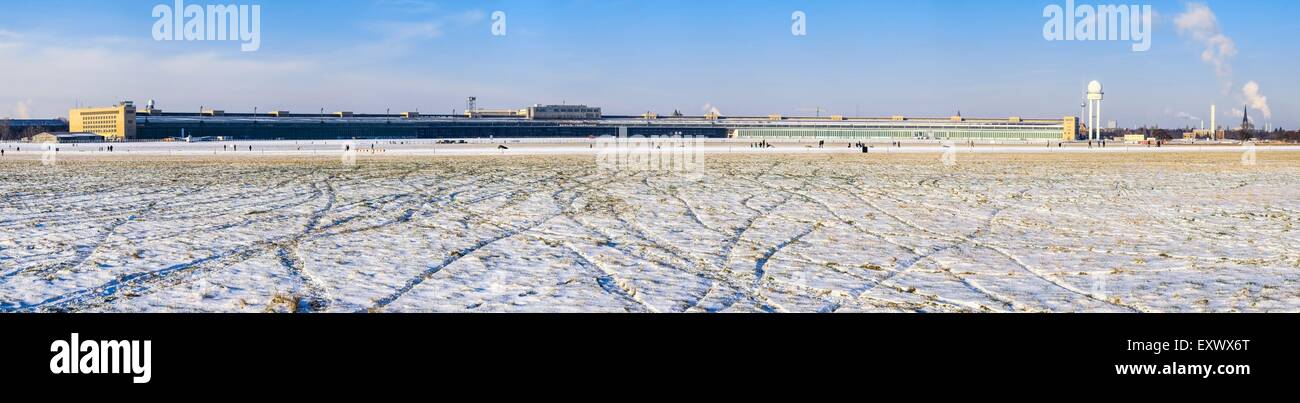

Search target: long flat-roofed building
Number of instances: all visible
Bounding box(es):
[126,101,1079,141]
[731,116,1073,141]
[69,101,137,140]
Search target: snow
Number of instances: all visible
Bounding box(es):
[1,142,1297,312]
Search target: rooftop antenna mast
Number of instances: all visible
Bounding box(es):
[797,106,826,117]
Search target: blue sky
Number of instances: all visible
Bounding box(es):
[0,0,1295,128]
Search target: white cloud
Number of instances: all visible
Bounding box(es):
[366,9,486,41]
[1174,3,1219,36]
[352,9,487,60]
[369,20,446,40]
[0,28,496,118]
[374,0,442,14]
[0,29,21,49]
[1,4,493,117]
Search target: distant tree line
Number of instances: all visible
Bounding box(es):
[1119,126,1300,143]
[1264,129,1300,143]
[1224,128,1300,142]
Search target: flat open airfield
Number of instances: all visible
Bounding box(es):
[2,142,1298,312]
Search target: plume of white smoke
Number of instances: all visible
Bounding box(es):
[1163,107,1200,125]
[1175,3,1271,123]
[14,99,31,119]
[1242,81,1271,119]
[1175,3,1236,90]
[1175,111,1199,121]
[701,103,721,116]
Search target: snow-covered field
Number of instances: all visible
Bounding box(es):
[2,145,1298,312]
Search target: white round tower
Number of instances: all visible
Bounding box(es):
[1086,81,1104,141]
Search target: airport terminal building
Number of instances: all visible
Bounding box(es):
[74,102,1079,142]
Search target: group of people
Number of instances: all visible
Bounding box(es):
[749,140,775,148]
[843,142,871,153]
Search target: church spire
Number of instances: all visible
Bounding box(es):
[1241,105,1255,132]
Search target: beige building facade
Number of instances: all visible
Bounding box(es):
[69,101,137,140]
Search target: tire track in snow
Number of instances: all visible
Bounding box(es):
[6,174,332,312]
[6,244,269,313]
[562,243,657,313]
[748,223,819,313]
[274,179,338,313]
[840,183,1140,312]
[365,172,616,311]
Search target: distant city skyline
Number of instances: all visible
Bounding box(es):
[0,0,1294,128]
